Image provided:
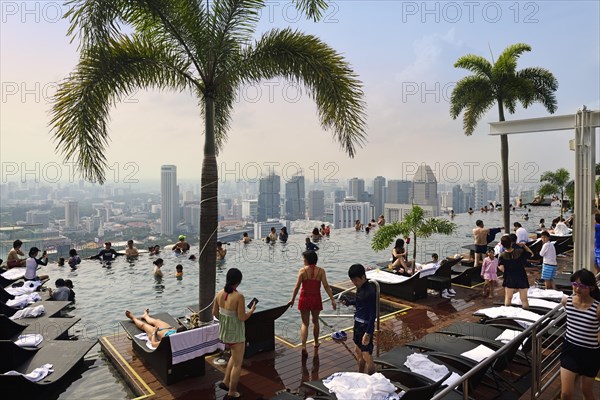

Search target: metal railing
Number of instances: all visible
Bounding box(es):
[430,303,565,400]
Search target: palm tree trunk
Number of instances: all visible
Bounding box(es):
[498,101,510,234]
[412,233,417,275]
[199,95,218,322]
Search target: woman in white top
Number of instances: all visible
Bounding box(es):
[24,247,49,281]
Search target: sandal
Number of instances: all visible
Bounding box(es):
[216,381,229,391]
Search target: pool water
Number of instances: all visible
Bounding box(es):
[37,207,562,399]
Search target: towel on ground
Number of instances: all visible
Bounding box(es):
[134,332,156,350]
[510,293,560,310]
[170,322,224,365]
[6,293,42,309]
[3,363,53,382]
[10,305,45,320]
[404,353,462,388]
[460,344,495,362]
[14,334,43,347]
[1,267,26,280]
[6,280,41,296]
[366,269,410,284]
[323,372,399,400]
[526,287,565,300]
[474,306,543,328]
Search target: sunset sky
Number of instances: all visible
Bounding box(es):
[1,1,598,188]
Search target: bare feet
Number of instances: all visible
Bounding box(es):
[125,310,133,320]
[142,308,150,319]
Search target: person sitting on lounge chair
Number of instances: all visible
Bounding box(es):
[125,308,177,347]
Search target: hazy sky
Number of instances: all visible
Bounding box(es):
[1,1,599,189]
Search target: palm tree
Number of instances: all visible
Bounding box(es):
[50,0,366,322]
[371,205,457,274]
[450,43,558,233]
[538,168,571,217]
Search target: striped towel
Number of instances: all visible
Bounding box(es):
[170,322,224,365]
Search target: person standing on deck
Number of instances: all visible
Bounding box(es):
[513,222,529,243]
[342,264,377,374]
[539,231,558,290]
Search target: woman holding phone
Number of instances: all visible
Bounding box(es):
[212,268,256,400]
[24,247,49,281]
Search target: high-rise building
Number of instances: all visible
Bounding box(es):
[452,185,465,214]
[411,164,439,216]
[242,199,258,221]
[307,190,325,220]
[333,197,370,229]
[462,184,475,211]
[348,178,365,201]
[161,165,178,235]
[65,200,79,228]
[257,174,281,222]
[373,176,386,218]
[475,179,488,209]
[386,180,411,204]
[333,189,346,204]
[285,175,305,220]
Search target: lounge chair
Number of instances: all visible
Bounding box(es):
[451,264,483,287]
[366,269,427,301]
[426,258,461,296]
[0,339,97,398]
[1,300,71,318]
[187,303,288,358]
[302,369,453,400]
[0,314,80,343]
[120,311,207,385]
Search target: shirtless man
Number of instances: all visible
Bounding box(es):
[472,220,490,268]
[125,239,139,257]
[7,240,26,268]
[216,241,227,260]
[172,235,190,253]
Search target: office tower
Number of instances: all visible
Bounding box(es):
[242,199,258,220]
[333,189,346,204]
[452,185,465,214]
[411,164,439,216]
[475,179,488,209]
[65,200,79,228]
[307,190,325,220]
[373,176,386,218]
[386,180,411,204]
[333,197,370,229]
[257,174,281,221]
[348,177,365,201]
[462,184,475,211]
[161,165,178,235]
[285,175,306,220]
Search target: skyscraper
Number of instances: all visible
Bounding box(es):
[475,179,488,209]
[386,180,411,204]
[285,175,305,220]
[411,164,439,216]
[452,185,465,214]
[161,165,178,235]
[333,197,370,229]
[65,200,79,228]
[257,174,281,221]
[373,176,386,218]
[307,190,325,220]
[348,177,365,201]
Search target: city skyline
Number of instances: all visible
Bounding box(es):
[1,2,598,184]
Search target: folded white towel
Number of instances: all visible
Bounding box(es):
[10,305,45,320]
[1,267,26,280]
[14,334,43,348]
[170,322,224,365]
[3,363,53,382]
[460,344,495,362]
[404,353,462,387]
[134,332,156,350]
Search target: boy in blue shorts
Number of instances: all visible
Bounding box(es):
[539,231,557,290]
[342,264,377,374]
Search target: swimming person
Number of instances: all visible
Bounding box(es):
[305,237,319,251]
[212,268,256,400]
[288,250,336,355]
[560,269,600,400]
[153,258,164,277]
[217,241,227,260]
[125,308,178,348]
[279,227,288,243]
[125,239,139,257]
[90,242,120,262]
[342,263,376,374]
[175,264,183,280]
[241,232,252,244]
[68,249,81,268]
[172,235,190,253]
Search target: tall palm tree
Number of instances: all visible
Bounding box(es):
[50,0,366,322]
[450,43,558,233]
[372,205,457,274]
[538,168,571,217]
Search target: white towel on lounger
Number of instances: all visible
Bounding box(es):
[14,334,43,348]
[5,280,41,296]
[10,305,45,320]
[3,363,53,382]
[404,353,462,387]
[323,372,399,400]
[134,332,156,350]
[1,267,26,280]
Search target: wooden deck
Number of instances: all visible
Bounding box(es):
[100,250,600,399]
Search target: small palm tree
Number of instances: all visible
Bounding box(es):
[50,0,366,322]
[538,168,571,217]
[372,205,457,274]
[450,43,558,233]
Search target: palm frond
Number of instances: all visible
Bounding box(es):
[454,54,493,79]
[50,35,197,183]
[493,43,531,75]
[242,28,366,157]
[371,222,410,251]
[450,76,493,120]
[293,0,329,21]
[515,67,558,113]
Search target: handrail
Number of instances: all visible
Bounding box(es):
[430,303,564,400]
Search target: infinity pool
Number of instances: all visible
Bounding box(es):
[37,207,561,399]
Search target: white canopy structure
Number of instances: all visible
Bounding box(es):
[490,107,599,271]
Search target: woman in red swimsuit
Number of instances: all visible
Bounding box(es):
[288,250,336,356]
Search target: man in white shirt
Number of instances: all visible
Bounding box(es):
[539,231,557,290]
[552,218,571,236]
[513,222,529,243]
